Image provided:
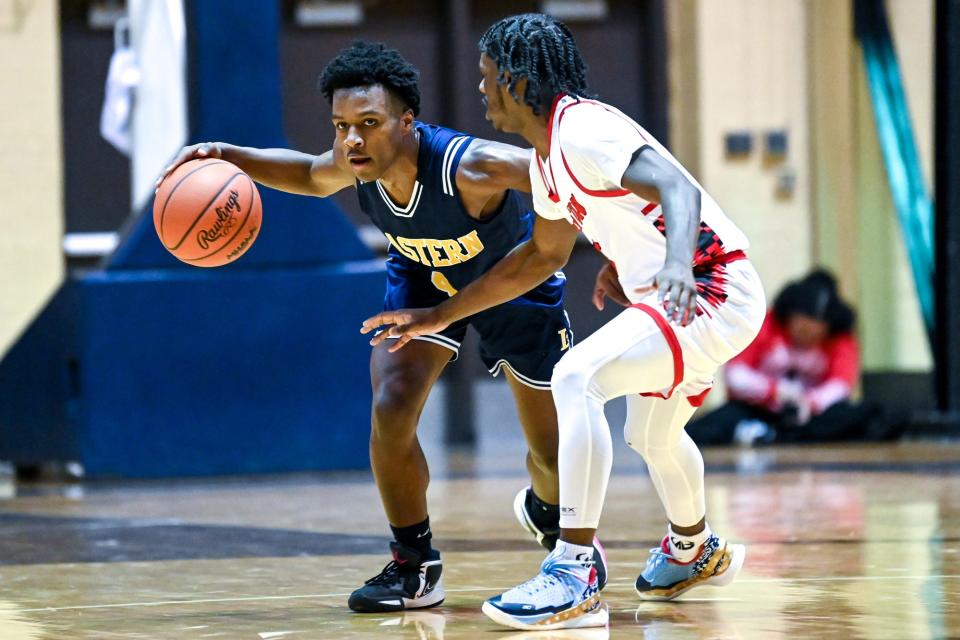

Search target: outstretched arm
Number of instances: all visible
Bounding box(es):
[156,143,355,198]
[362,215,578,351]
[621,146,702,325]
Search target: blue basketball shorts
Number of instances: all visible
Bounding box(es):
[382,259,572,390]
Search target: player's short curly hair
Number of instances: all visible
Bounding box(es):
[479,13,594,116]
[318,40,421,116]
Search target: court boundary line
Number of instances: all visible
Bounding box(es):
[16,587,506,613]
[17,574,960,613]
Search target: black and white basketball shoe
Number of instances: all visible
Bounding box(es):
[348,542,444,613]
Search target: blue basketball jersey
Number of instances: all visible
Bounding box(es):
[356,122,565,308]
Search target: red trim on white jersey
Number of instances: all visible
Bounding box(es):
[534,95,566,203]
[559,151,631,198]
[535,154,561,203]
[546,95,652,199]
[631,303,684,399]
[544,94,564,152]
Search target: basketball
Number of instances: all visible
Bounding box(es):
[153,158,262,267]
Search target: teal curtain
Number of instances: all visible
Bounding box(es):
[855,0,935,336]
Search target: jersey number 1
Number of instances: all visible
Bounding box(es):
[431,271,458,297]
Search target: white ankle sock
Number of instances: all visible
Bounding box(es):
[668,523,712,562]
[554,539,595,568]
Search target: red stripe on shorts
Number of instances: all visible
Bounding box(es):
[631,303,684,400]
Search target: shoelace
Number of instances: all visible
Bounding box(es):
[365,560,406,586]
[644,545,675,573]
[515,557,591,597]
[515,572,563,597]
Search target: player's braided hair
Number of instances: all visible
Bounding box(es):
[319,40,421,116]
[479,13,594,116]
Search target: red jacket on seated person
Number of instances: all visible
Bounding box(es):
[685,269,887,445]
[725,310,859,422]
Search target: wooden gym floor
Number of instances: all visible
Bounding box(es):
[1,437,959,639]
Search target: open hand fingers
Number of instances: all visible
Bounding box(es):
[361,311,402,335]
[665,284,698,325]
[154,145,217,193]
[599,269,630,307]
[607,288,630,307]
[654,280,684,324]
[592,269,606,310]
[673,287,691,324]
[682,288,698,325]
[592,287,605,311]
[656,279,671,308]
[367,323,416,352]
[367,329,391,348]
[387,333,414,353]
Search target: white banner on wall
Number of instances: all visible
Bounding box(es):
[128,0,187,213]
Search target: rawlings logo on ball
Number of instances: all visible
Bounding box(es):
[196,189,242,249]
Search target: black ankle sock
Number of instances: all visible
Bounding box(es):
[527,490,560,533]
[391,517,433,556]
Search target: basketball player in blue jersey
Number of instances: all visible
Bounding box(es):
[159,41,606,613]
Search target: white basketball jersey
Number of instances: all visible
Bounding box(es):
[529,95,749,302]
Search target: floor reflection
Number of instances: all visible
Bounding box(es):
[0,600,49,640]
[377,610,446,639]
[0,443,958,638]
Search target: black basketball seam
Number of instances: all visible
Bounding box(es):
[182,175,260,264]
[167,172,246,251]
[158,160,230,245]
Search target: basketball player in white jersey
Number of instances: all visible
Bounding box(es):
[363,13,766,630]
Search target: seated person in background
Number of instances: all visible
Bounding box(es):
[687,269,889,445]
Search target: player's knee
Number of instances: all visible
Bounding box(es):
[550,355,593,402]
[624,421,680,461]
[371,377,424,439]
[623,421,653,458]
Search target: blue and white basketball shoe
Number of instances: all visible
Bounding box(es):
[635,534,745,601]
[513,487,609,590]
[481,542,608,631]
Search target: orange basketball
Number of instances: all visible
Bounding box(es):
[153,158,262,267]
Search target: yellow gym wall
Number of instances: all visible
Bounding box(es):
[669,0,933,374]
[671,0,812,307]
[0,1,64,358]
